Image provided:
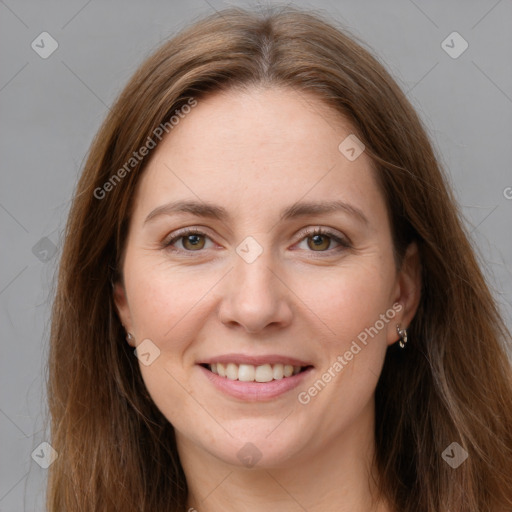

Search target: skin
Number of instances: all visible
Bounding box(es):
[114,86,421,512]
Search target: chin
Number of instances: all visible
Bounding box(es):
[198,421,309,469]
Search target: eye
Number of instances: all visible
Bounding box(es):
[295,227,351,254]
[163,228,213,252]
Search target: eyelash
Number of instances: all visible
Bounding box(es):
[162,227,351,257]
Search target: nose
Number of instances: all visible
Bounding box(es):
[217,245,293,334]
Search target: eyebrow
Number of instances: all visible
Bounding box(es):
[143,199,369,226]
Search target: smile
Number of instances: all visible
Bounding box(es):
[197,355,314,401]
[203,362,308,382]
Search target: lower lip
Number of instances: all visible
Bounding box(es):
[197,365,313,401]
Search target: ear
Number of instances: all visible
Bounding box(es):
[113,280,135,347]
[386,241,422,346]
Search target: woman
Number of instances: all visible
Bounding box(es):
[47,6,512,511]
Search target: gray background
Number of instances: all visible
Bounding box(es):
[1,0,511,510]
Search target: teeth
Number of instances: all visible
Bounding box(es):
[238,364,255,381]
[226,363,238,380]
[255,364,273,382]
[207,362,304,382]
[273,364,284,380]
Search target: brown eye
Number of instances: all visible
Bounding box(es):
[307,233,332,251]
[298,228,350,253]
[181,233,206,251]
[164,229,212,252]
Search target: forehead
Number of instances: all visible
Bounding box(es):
[132,86,386,226]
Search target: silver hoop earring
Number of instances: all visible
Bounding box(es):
[396,324,408,349]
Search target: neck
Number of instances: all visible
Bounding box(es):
[177,400,391,512]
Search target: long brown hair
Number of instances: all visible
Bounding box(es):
[47,6,512,511]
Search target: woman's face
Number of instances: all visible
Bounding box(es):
[114,86,419,468]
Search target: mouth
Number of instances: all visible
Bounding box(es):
[200,362,313,382]
[197,355,314,401]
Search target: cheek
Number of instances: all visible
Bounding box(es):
[299,259,395,343]
[125,263,206,427]
[126,258,216,343]
[124,260,225,414]
[302,263,393,390]
[295,273,393,424]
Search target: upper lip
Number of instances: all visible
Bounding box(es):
[199,353,313,367]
